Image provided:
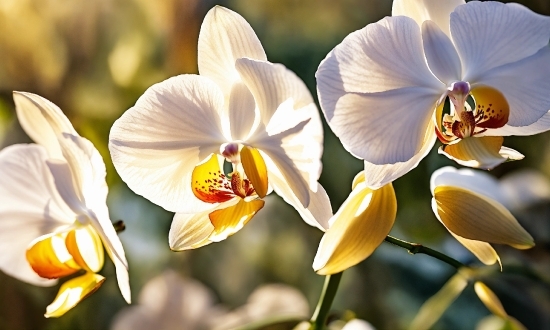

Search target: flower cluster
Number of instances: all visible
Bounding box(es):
[0,0,548,327]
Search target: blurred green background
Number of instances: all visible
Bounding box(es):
[1,0,550,329]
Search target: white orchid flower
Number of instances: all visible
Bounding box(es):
[109,6,331,250]
[317,0,550,188]
[0,92,130,317]
[430,166,534,266]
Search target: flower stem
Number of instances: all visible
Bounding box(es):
[384,235,465,269]
[310,272,343,330]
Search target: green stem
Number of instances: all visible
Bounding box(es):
[310,272,343,330]
[384,235,465,269]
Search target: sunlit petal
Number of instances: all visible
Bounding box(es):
[109,75,226,213]
[198,6,266,100]
[208,199,265,242]
[410,272,469,330]
[438,136,523,170]
[65,226,104,273]
[241,146,268,198]
[392,0,464,36]
[169,212,216,251]
[490,111,550,136]
[227,82,256,140]
[363,125,436,189]
[13,91,77,160]
[313,182,396,275]
[45,272,105,318]
[449,230,500,266]
[433,186,534,249]
[421,20,462,83]
[325,87,440,165]
[316,15,442,103]
[269,167,332,231]
[452,1,550,82]
[473,47,550,128]
[474,282,507,319]
[26,233,79,279]
[236,58,315,128]
[430,166,505,204]
[0,145,75,286]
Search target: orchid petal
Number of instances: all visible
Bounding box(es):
[266,161,331,231]
[324,87,440,165]
[26,233,80,279]
[0,144,74,286]
[198,6,266,100]
[451,1,550,82]
[313,182,396,275]
[65,225,104,273]
[421,20,462,84]
[316,15,442,103]
[363,125,436,188]
[169,212,215,251]
[109,75,225,213]
[392,0,464,37]
[433,185,534,249]
[45,272,105,318]
[490,111,550,136]
[438,136,523,170]
[227,82,256,140]
[13,92,77,160]
[250,97,323,193]
[451,233,500,266]
[430,166,506,205]
[410,272,468,330]
[260,147,310,208]
[241,146,268,198]
[474,282,508,319]
[208,199,265,242]
[474,47,550,128]
[236,58,315,128]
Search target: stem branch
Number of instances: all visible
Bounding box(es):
[384,235,465,269]
[310,272,343,330]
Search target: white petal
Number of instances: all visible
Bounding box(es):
[473,47,550,128]
[430,166,506,205]
[325,87,441,165]
[452,1,550,82]
[490,111,550,136]
[268,167,332,231]
[169,212,215,251]
[227,82,256,140]
[259,146,310,208]
[0,144,75,286]
[13,92,77,160]
[109,75,226,213]
[87,201,131,303]
[198,6,266,100]
[363,126,436,188]
[342,319,376,330]
[249,96,323,192]
[317,17,443,121]
[422,20,462,84]
[55,133,108,211]
[392,0,465,36]
[236,58,315,128]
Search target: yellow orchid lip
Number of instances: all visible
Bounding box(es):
[192,152,268,204]
[436,85,510,143]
